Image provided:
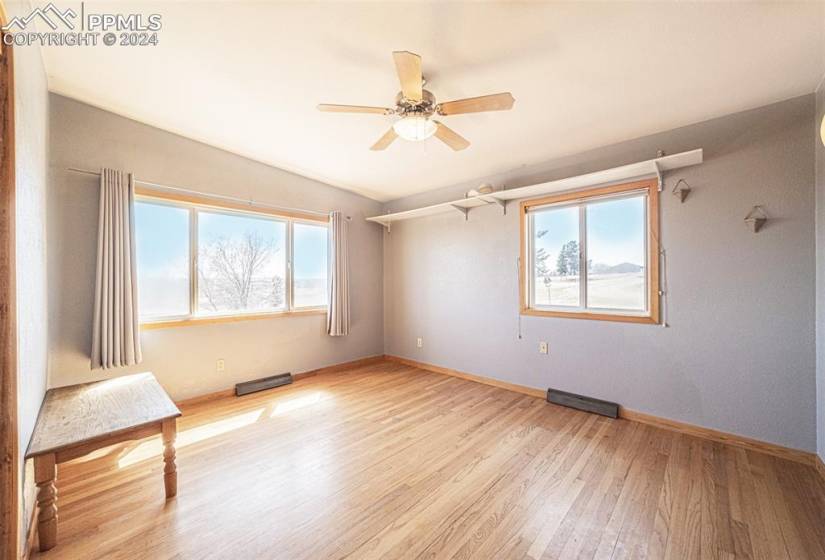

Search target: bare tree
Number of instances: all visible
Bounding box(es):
[199,231,284,311]
[534,229,553,301]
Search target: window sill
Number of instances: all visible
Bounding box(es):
[140,308,327,330]
[521,307,659,325]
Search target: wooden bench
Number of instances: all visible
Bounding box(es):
[25,372,181,552]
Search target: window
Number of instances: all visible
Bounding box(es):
[520,179,659,323]
[135,194,329,325]
[135,202,190,320]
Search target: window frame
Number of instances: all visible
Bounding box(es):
[519,178,660,324]
[134,188,329,329]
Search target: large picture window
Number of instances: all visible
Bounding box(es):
[520,179,659,324]
[135,194,329,326]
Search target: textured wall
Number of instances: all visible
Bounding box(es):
[48,95,384,400]
[8,0,50,548]
[383,95,816,452]
[816,82,825,462]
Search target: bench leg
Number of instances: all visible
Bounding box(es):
[34,453,58,551]
[162,418,177,498]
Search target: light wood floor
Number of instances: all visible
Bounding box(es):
[34,361,825,559]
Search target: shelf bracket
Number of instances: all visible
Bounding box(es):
[493,198,507,215]
[479,196,507,215]
[451,204,470,221]
[654,161,664,192]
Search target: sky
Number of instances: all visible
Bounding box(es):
[135,201,328,280]
[533,195,645,271]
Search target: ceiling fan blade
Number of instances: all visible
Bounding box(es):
[437,92,515,115]
[434,122,470,151]
[370,127,398,151]
[392,51,423,102]
[318,104,393,115]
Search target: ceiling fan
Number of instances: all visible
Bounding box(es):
[318,51,515,151]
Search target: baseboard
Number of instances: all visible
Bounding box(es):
[618,407,814,466]
[384,355,546,399]
[384,354,816,467]
[298,355,385,378]
[175,355,385,409]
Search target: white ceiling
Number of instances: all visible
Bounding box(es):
[39,1,825,201]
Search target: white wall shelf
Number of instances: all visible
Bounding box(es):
[366,149,703,229]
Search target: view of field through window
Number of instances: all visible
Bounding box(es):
[135,201,329,320]
[531,194,646,311]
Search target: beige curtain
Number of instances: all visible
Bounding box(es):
[91,169,142,369]
[326,211,350,336]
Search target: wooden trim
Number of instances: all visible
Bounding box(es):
[383,355,546,399]
[174,355,386,409]
[135,186,329,224]
[520,308,658,324]
[141,308,326,330]
[618,408,814,466]
[175,389,236,409]
[297,355,386,378]
[520,177,656,212]
[0,14,17,560]
[387,355,817,467]
[518,178,661,324]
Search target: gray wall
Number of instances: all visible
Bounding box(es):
[817,82,825,462]
[48,95,384,400]
[383,95,816,452]
[9,0,50,548]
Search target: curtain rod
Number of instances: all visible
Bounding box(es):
[67,167,349,220]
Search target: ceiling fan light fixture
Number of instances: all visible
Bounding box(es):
[393,116,437,141]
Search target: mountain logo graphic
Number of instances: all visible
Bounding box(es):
[2,3,77,31]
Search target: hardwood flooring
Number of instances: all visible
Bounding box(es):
[33,361,825,559]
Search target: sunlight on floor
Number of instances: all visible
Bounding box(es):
[118,408,265,468]
[270,391,325,416]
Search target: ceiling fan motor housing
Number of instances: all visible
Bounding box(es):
[396,89,436,118]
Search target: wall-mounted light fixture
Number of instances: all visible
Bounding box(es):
[744,205,768,233]
[671,179,692,203]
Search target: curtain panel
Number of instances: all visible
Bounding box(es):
[327,211,350,336]
[91,168,142,369]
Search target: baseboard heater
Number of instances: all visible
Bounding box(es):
[546,388,619,418]
[235,373,293,396]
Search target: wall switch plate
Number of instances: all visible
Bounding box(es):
[416,337,423,348]
[539,342,548,354]
[217,359,225,372]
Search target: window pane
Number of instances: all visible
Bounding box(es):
[532,205,580,307]
[293,222,328,308]
[198,211,286,314]
[135,202,190,319]
[586,195,646,311]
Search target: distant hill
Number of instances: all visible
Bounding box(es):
[590,262,643,274]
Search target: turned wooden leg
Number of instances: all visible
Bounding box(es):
[34,453,58,551]
[162,418,177,498]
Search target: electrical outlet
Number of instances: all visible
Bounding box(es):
[416,337,423,349]
[539,342,548,354]
[216,359,225,372]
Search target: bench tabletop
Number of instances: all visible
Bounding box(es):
[26,372,181,458]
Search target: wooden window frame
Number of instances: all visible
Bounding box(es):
[519,178,660,324]
[134,187,330,329]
